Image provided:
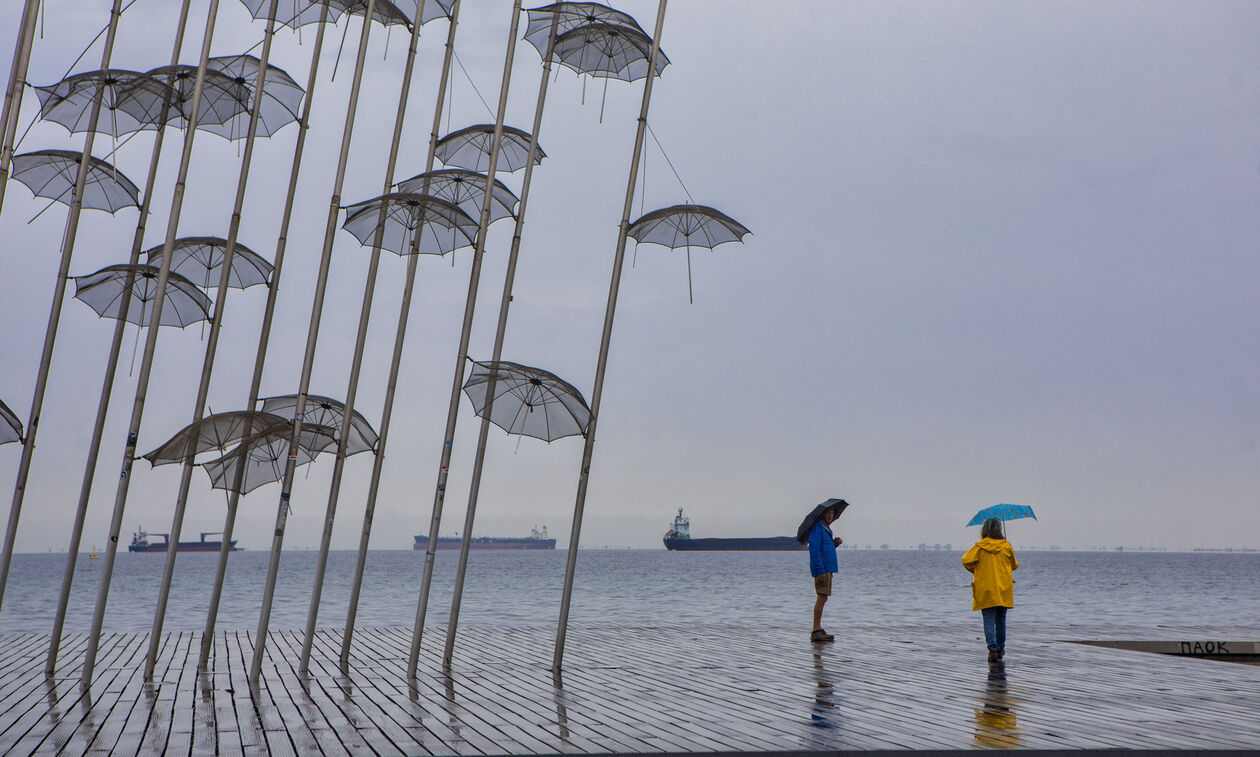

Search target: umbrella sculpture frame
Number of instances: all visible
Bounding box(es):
[0,0,42,219]
[9,149,142,213]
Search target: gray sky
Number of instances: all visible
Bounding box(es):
[1,0,1258,554]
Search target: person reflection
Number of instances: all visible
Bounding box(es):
[806,650,842,747]
[972,660,1020,748]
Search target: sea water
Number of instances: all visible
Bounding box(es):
[1,549,1257,634]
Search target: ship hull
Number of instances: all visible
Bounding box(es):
[663,536,804,551]
[129,541,237,553]
[413,536,556,550]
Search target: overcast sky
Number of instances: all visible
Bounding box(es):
[1,0,1257,555]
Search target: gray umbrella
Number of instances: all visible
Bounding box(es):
[202,55,305,139]
[461,359,592,443]
[143,65,252,133]
[340,192,478,256]
[72,264,212,328]
[34,69,175,138]
[258,393,378,456]
[142,410,294,466]
[795,498,851,544]
[433,124,544,174]
[628,204,751,304]
[523,3,646,59]
[551,22,669,82]
[145,236,273,290]
[9,149,140,213]
[202,423,338,494]
[394,168,519,225]
[1,399,22,445]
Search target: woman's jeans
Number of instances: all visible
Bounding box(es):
[981,606,1007,650]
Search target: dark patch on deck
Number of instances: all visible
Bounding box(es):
[1,622,1258,754]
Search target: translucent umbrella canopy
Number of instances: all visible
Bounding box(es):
[9,149,140,213]
[145,237,273,290]
[551,22,669,81]
[394,169,519,225]
[201,424,337,494]
[235,0,451,29]
[143,65,252,133]
[1,398,22,445]
[462,359,591,442]
[341,192,478,256]
[433,124,543,174]
[34,69,176,138]
[523,2,646,58]
[258,393,378,456]
[627,204,750,250]
[203,55,305,138]
[142,411,294,465]
[72,264,212,328]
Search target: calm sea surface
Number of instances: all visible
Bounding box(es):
[1,549,1258,634]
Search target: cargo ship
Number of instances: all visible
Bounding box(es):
[663,508,805,551]
[413,526,556,550]
[128,528,238,553]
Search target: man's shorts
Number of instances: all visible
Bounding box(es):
[813,572,833,596]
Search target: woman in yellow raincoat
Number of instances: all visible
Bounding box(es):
[962,518,1019,662]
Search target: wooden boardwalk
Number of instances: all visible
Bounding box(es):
[1,621,1258,755]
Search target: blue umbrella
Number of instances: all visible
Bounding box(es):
[966,504,1036,527]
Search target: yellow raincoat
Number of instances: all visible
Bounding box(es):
[962,538,1018,611]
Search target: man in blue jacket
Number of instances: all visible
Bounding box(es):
[809,505,842,642]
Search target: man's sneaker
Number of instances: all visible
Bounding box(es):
[810,628,835,643]
[987,647,1000,662]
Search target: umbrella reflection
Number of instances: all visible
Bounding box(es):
[807,650,841,742]
[973,660,1021,748]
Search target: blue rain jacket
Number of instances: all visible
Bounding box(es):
[808,520,838,577]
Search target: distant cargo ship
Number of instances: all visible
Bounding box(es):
[128,528,238,553]
[663,508,805,551]
[413,526,556,550]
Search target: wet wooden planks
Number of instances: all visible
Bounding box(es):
[0,621,1258,755]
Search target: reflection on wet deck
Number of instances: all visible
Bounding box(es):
[1,621,1258,754]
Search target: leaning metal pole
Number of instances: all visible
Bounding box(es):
[442,11,559,671]
[406,0,523,679]
[198,0,332,673]
[0,0,126,616]
[553,0,668,673]
[45,0,195,678]
[249,0,380,689]
[143,0,282,682]
[81,0,223,691]
[338,0,462,673]
[0,0,40,218]
[295,0,437,677]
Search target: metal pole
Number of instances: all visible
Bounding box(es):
[339,0,462,673]
[406,0,523,679]
[442,11,558,670]
[0,0,125,615]
[295,0,436,677]
[143,0,281,682]
[553,0,668,673]
[199,1,332,675]
[0,0,40,218]
[198,0,331,673]
[45,0,195,678]
[249,0,379,689]
[81,0,223,691]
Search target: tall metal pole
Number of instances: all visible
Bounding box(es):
[249,0,380,689]
[442,12,559,671]
[143,0,282,682]
[45,0,195,678]
[295,0,437,677]
[198,0,332,673]
[338,0,463,673]
[0,0,41,218]
[406,0,523,679]
[0,0,126,615]
[81,0,223,691]
[553,0,668,673]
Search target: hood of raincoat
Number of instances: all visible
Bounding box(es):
[973,537,1013,555]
